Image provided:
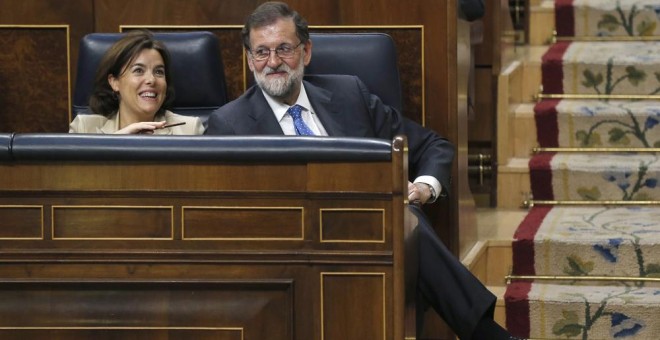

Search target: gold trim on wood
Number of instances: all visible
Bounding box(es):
[535,93,660,101]
[182,206,305,241]
[120,25,243,32]
[51,205,174,240]
[0,205,44,240]
[319,208,386,243]
[0,25,71,125]
[0,327,244,331]
[320,272,386,340]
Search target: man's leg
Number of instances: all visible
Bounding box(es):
[409,205,509,339]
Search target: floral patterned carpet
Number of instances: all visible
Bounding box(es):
[505,1,660,339]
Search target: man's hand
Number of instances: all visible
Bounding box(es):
[408,181,433,205]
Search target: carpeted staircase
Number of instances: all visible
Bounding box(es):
[504,1,660,339]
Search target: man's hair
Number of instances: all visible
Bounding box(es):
[89,29,175,117]
[242,1,309,50]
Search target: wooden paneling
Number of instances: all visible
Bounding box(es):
[320,209,385,242]
[321,273,386,340]
[0,0,93,131]
[0,137,410,339]
[0,27,70,132]
[0,206,43,239]
[0,280,292,340]
[52,206,173,239]
[183,207,304,240]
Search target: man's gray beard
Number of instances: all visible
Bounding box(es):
[253,60,304,100]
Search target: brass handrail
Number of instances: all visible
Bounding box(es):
[534,93,660,101]
[554,35,660,42]
[523,200,660,208]
[533,147,660,153]
[506,274,660,285]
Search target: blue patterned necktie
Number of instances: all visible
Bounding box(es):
[287,104,315,136]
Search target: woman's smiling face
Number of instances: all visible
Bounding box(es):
[108,48,167,120]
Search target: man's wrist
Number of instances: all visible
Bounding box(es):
[423,183,436,201]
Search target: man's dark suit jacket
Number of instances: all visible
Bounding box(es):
[205,74,455,194]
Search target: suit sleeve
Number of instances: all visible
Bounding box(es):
[358,78,455,197]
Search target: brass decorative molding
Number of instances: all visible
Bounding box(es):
[533,147,660,153]
[182,206,305,241]
[0,326,243,331]
[555,35,660,42]
[535,93,660,101]
[320,272,386,340]
[523,200,660,208]
[506,274,660,285]
[319,208,386,243]
[51,205,174,240]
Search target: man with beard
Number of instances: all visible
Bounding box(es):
[205,2,515,339]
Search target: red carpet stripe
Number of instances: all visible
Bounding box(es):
[505,281,533,338]
[555,0,575,37]
[541,41,571,95]
[534,99,561,147]
[529,152,555,201]
[512,205,553,275]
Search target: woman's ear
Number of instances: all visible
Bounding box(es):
[108,74,119,92]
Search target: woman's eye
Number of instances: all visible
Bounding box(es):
[154,68,165,76]
[132,67,144,74]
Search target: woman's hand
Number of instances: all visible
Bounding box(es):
[115,121,167,134]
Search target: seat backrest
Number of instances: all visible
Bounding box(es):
[72,31,228,123]
[305,32,403,111]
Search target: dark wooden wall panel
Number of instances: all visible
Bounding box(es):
[0,28,70,132]
[0,0,93,132]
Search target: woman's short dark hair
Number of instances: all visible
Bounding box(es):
[89,30,175,117]
[241,1,309,51]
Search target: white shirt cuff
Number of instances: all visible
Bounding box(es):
[413,176,441,203]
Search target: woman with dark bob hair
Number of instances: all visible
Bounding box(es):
[69,30,204,134]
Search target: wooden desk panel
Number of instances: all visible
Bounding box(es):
[0,138,410,340]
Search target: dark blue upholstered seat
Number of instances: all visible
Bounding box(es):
[0,133,12,161]
[10,134,391,162]
[72,31,228,124]
[305,32,403,111]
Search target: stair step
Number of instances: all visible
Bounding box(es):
[536,99,660,148]
[542,41,660,96]
[556,0,660,38]
[529,152,660,201]
[512,205,660,277]
[506,281,660,339]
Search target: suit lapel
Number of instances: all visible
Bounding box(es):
[246,88,285,135]
[304,81,348,137]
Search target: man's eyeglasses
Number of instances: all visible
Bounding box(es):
[250,42,303,61]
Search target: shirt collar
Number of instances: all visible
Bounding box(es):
[261,83,314,122]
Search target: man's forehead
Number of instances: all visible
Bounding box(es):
[250,18,297,44]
